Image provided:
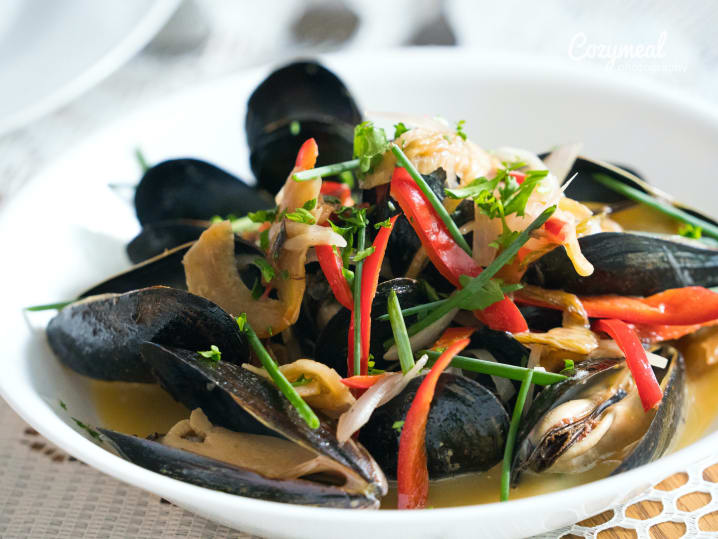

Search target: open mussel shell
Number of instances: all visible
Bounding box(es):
[134,158,272,225]
[523,232,718,296]
[136,342,387,505]
[99,429,378,508]
[126,219,208,264]
[46,287,249,382]
[511,345,684,485]
[245,61,361,194]
[315,278,431,374]
[359,373,509,480]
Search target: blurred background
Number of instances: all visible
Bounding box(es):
[0,0,717,212]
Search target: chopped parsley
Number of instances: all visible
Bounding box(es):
[455,120,467,141]
[290,120,301,135]
[59,400,67,411]
[248,208,278,224]
[197,345,222,362]
[392,420,405,433]
[252,257,276,283]
[250,278,265,300]
[393,122,409,139]
[374,218,392,229]
[445,162,549,250]
[72,417,102,441]
[259,228,270,252]
[560,359,575,375]
[679,223,702,239]
[367,359,385,375]
[353,121,390,179]
[456,276,522,311]
[284,198,317,225]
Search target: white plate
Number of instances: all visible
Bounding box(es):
[2,49,718,539]
[0,0,179,135]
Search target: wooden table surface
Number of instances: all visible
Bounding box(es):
[574,464,718,538]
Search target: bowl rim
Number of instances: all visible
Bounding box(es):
[2,46,717,530]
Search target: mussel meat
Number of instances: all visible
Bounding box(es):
[511,345,684,485]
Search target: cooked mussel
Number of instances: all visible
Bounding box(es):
[100,342,387,508]
[46,287,249,382]
[134,158,272,225]
[511,345,684,485]
[245,61,362,194]
[359,372,509,479]
[523,232,718,296]
[315,278,431,374]
[126,219,208,264]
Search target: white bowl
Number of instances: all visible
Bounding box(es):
[2,49,717,539]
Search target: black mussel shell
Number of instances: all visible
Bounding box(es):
[126,219,207,264]
[558,156,648,208]
[80,235,263,298]
[315,278,430,375]
[245,61,361,194]
[99,429,378,508]
[524,232,718,296]
[134,159,272,225]
[47,287,249,382]
[359,373,509,479]
[138,342,387,501]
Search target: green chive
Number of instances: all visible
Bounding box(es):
[353,224,366,376]
[422,351,564,386]
[376,299,448,321]
[501,368,534,502]
[239,316,319,429]
[292,159,361,182]
[135,148,150,173]
[391,144,472,255]
[593,173,718,240]
[405,206,556,339]
[387,290,415,374]
[25,300,74,312]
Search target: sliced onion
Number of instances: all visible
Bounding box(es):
[336,355,428,443]
[383,308,458,361]
[472,212,500,267]
[281,224,346,251]
[542,142,583,184]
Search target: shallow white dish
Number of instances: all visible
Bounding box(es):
[2,49,718,539]
[0,0,179,135]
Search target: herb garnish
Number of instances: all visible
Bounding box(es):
[501,368,534,501]
[25,300,73,312]
[252,257,276,283]
[353,121,390,179]
[135,147,150,173]
[291,374,313,387]
[392,420,405,433]
[351,246,375,263]
[679,223,703,239]
[560,359,575,375]
[290,120,301,135]
[237,314,319,429]
[197,345,222,363]
[292,159,360,182]
[455,120,467,141]
[394,122,409,139]
[446,162,548,249]
[284,199,317,225]
[248,208,278,224]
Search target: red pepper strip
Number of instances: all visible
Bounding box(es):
[320,181,353,206]
[543,216,568,243]
[593,319,663,411]
[515,286,718,327]
[295,138,318,170]
[432,326,476,350]
[390,167,528,333]
[340,375,383,390]
[509,171,526,184]
[397,338,471,509]
[346,216,399,376]
[581,287,718,326]
[630,320,718,343]
[316,245,353,310]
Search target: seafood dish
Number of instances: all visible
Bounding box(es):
[35,60,718,510]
